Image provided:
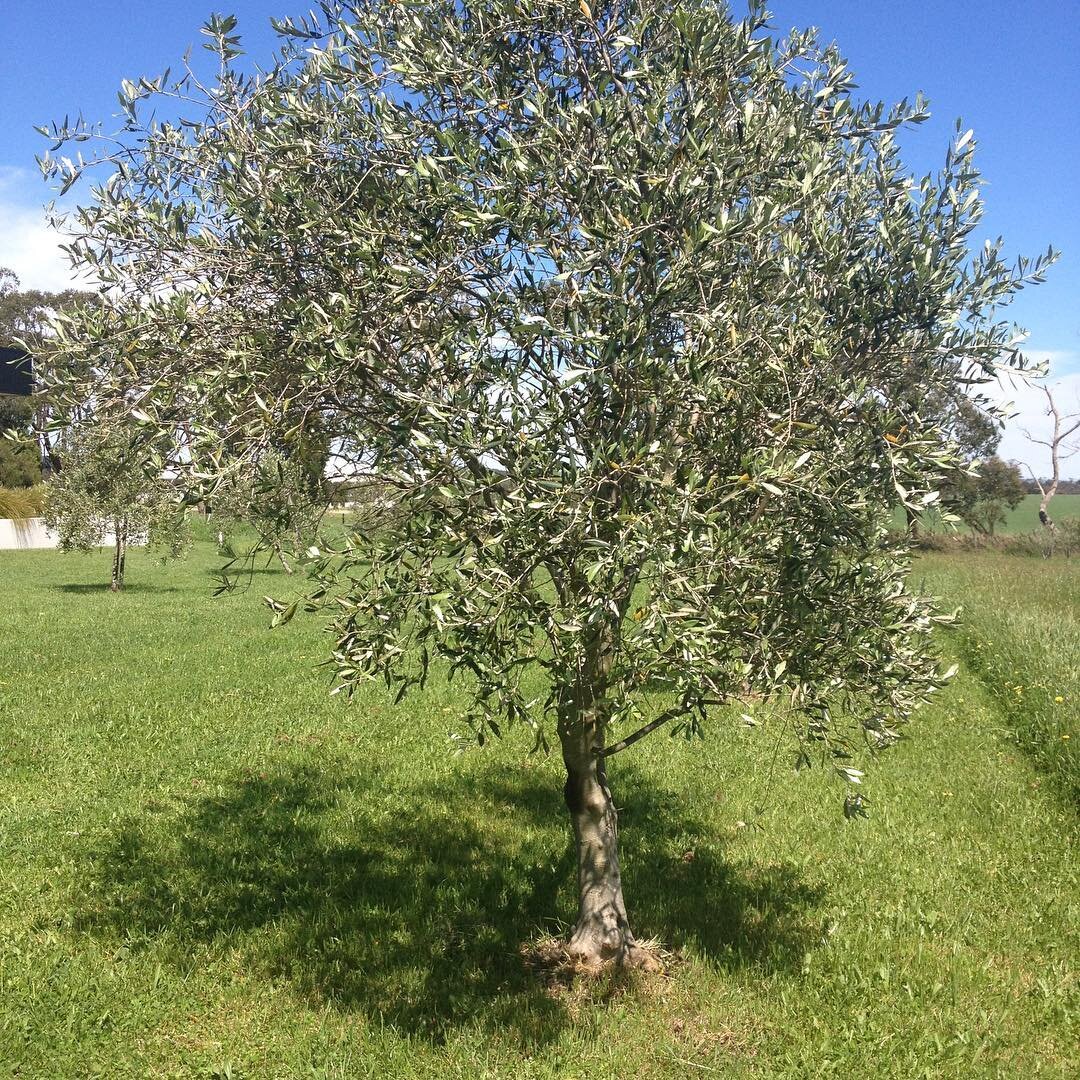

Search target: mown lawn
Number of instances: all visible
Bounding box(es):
[0,542,1077,1078]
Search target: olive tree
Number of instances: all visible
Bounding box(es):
[39,0,1051,965]
[43,420,188,590]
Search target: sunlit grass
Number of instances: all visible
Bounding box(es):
[896,492,1080,535]
[918,553,1079,804]
[0,541,1076,1077]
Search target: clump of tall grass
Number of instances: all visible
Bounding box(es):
[0,484,46,520]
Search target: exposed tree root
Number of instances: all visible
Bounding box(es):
[521,934,666,992]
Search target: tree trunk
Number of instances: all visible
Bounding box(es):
[558,695,654,969]
[111,522,127,592]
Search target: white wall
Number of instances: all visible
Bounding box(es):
[0,518,144,551]
[0,516,59,550]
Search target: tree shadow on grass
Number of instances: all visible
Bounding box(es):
[53,582,184,594]
[72,761,823,1046]
[499,766,825,970]
[203,564,288,579]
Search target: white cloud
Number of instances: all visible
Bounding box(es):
[0,167,90,292]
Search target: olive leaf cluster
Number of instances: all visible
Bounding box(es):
[209,446,329,572]
[40,0,1051,787]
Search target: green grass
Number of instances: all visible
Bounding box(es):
[916,553,1079,804]
[1002,493,1080,532]
[1,542,1077,1078]
[901,493,1080,535]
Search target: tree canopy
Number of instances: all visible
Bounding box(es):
[38,0,1052,964]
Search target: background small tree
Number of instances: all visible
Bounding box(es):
[1,269,42,488]
[44,421,188,590]
[0,396,41,489]
[946,456,1025,536]
[40,0,1051,965]
[1,266,95,477]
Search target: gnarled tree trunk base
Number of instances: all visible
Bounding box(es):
[522,934,663,985]
[565,900,661,971]
[566,934,663,972]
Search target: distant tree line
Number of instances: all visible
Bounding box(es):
[0,266,95,487]
[1022,477,1080,495]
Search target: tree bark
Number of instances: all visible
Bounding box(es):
[111,522,127,591]
[558,691,653,969]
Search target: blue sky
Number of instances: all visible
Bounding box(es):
[1,1,1078,467]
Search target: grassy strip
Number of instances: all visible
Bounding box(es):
[0,542,1077,1077]
[917,553,1079,807]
